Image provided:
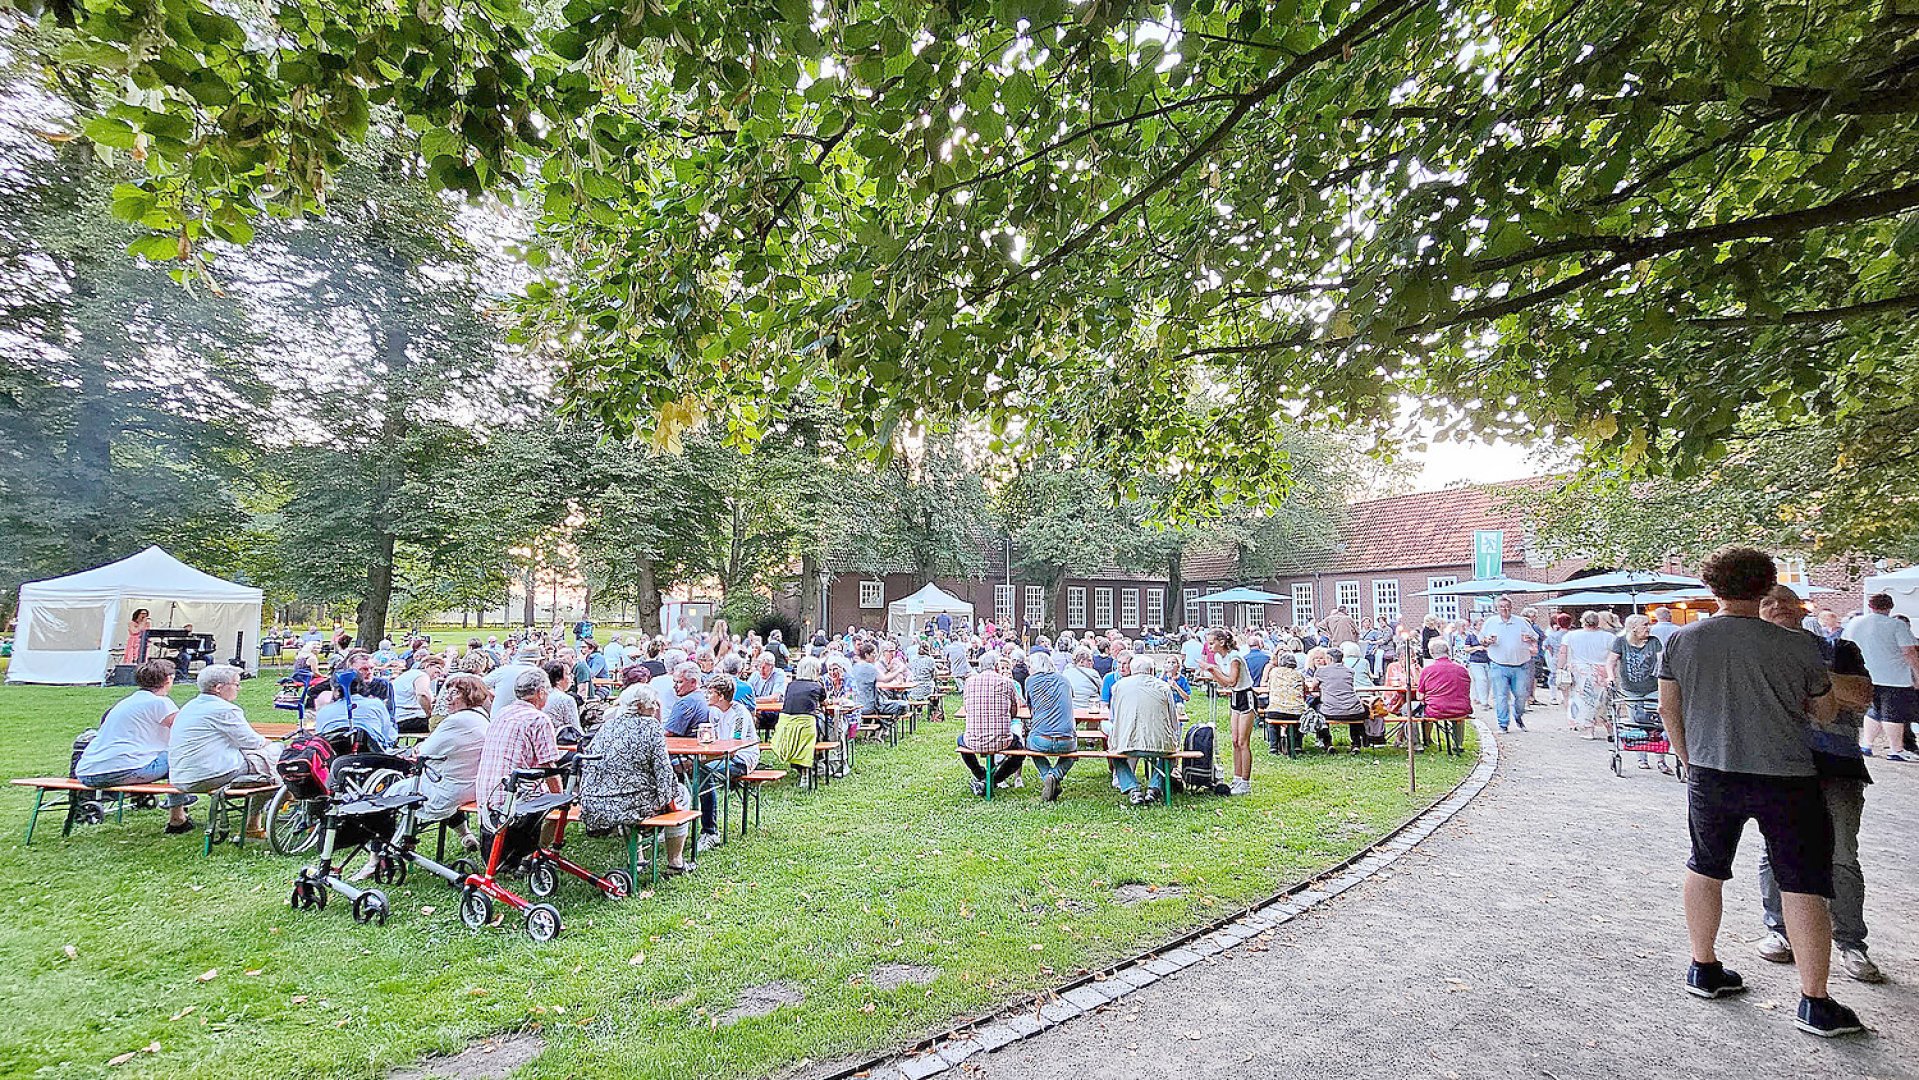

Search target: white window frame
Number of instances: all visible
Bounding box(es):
[1335,580,1361,615]
[1025,585,1046,628]
[994,584,1015,627]
[859,580,884,609]
[1182,588,1199,626]
[1120,588,1140,628]
[1206,601,1224,628]
[1239,603,1260,628]
[1291,583,1315,625]
[1146,588,1165,629]
[1093,587,1115,629]
[1066,586,1087,628]
[1371,579,1401,624]
[1428,577,1459,623]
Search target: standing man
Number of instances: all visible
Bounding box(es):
[1325,606,1357,647]
[1842,592,1919,762]
[1658,546,1862,1038]
[1648,606,1681,646]
[1199,628,1255,796]
[1481,595,1538,733]
[1755,585,1882,984]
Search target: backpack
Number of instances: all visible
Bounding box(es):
[1180,722,1224,793]
[70,727,99,779]
[275,731,337,800]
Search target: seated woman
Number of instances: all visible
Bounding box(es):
[392,655,444,736]
[389,673,490,850]
[168,665,280,835]
[75,659,195,833]
[1416,642,1475,750]
[579,683,695,875]
[772,656,831,773]
[1260,654,1306,755]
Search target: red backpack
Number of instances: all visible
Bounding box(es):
[275,731,336,800]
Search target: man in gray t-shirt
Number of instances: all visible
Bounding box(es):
[1657,546,1861,1038]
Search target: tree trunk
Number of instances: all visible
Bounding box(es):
[355,531,396,647]
[1166,553,1185,627]
[522,565,536,626]
[798,553,821,631]
[635,561,661,635]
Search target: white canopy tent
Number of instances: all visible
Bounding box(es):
[886,583,975,638]
[9,547,263,684]
[1863,566,1919,621]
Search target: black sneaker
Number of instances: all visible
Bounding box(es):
[1514,716,1527,731]
[1686,961,1748,999]
[970,779,986,797]
[1796,995,1865,1038]
[164,818,199,835]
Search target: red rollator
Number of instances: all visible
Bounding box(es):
[457,758,630,942]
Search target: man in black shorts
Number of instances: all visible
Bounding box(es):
[1658,546,1863,1038]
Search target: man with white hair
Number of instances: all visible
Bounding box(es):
[475,667,564,818]
[1109,655,1182,805]
[484,644,545,718]
[661,662,707,736]
[168,664,280,835]
[1648,607,1681,646]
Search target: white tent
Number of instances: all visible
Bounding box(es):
[9,547,263,684]
[886,583,975,638]
[1863,566,1919,621]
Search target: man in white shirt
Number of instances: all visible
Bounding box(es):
[1649,607,1681,645]
[1842,592,1919,761]
[168,664,280,835]
[1481,595,1540,733]
[484,645,544,718]
[74,660,195,833]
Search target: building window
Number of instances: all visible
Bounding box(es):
[1371,579,1401,624]
[1093,587,1114,628]
[1025,585,1046,628]
[1182,588,1199,626]
[1777,556,1808,585]
[1335,580,1361,614]
[1146,588,1165,628]
[1067,586,1087,628]
[1428,577,1459,623]
[1240,603,1261,628]
[1291,583,1315,625]
[1206,602,1224,627]
[994,584,1014,627]
[859,580,884,609]
[1121,589,1140,628]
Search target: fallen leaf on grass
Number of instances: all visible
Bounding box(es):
[196,969,218,983]
[62,945,77,961]
[169,1006,196,1022]
[290,996,308,1006]
[859,1003,875,1014]
[628,953,646,966]
[419,906,436,916]
[244,969,263,977]
[106,1042,160,1067]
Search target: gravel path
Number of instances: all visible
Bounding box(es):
[962,704,1918,1080]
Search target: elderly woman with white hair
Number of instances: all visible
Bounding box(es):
[1061,646,1104,710]
[1558,610,1617,735]
[168,664,281,835]
[580,682,695,875]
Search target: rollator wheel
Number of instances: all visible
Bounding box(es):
[80,803,107,825]
[450,858,480,883]
[352,889,390,926]
[1611,753,1623,777]
[459,886,494,929]
[601,868,633,899]
[289,881,312,910]
[526,859,559,898]
[309,882,328,912]
[524,903,562,943]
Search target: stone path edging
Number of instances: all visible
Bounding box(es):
[822,718,1502,1080]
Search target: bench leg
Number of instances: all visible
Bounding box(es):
[628,828,641,884]
[985,754,995,801]
[1161,759,1173,805]
[25,788,46,846]
[649,828,661,885]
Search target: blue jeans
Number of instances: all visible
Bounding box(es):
[1114,754,1168,794]
[77,753,190,809]
[1490,662,1530,730]
[1026,733,1076,781]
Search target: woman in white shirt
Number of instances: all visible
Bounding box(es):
[392,673,490,850]
[75,660,194,833]
[1557,611,1618,735]
[392,655,444,735]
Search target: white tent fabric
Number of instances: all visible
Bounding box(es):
[10,547,263,684]
[1863,566,1919,621]
[886,583,975,638]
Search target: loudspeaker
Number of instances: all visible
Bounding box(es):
[106,664,136,687]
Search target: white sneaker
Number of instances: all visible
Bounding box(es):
[1228,778,1252,796]
[1839,947,1885,983]
[1757,931,1794,964]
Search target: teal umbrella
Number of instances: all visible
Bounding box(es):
[1416,576,1558,597]
[1190,586,1286,604]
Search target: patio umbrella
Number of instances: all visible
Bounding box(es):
[1549,571,1705,608]
[1190,586,1286,604]
[1415,576,1559,597]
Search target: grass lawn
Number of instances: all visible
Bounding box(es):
[0,679,1474,1079]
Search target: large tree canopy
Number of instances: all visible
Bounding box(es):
[11,0,1918,512]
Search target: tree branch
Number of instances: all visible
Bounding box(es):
[1687,290,1919,328]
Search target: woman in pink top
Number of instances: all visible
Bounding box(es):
[123,608,151,664]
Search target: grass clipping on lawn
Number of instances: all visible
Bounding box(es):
[0,680,1472,1079]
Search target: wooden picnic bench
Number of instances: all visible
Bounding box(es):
[11,776,277,853]
[952,748,1202,804]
